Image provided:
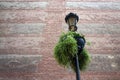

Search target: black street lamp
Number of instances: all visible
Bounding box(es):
[65,13,86,80]
[65,13,79,32]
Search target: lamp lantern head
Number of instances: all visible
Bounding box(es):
[65,13,79,31]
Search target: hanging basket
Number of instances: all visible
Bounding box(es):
[54,31,91,72]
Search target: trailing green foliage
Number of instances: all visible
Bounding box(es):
[70,49,91,71]
[54,31,91,72]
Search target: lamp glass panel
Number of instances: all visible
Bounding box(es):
[67,17,77,26]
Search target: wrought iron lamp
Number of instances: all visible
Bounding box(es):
[65,12,85,80]
[65,12,79,31]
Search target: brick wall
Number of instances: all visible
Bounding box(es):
[0,0,120,80]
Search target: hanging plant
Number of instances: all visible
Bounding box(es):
[54,31,91,72]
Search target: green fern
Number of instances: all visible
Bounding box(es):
[54,31,91,72]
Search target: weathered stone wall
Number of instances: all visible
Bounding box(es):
[0,0,120,80]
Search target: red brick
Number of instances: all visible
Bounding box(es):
[66,2,120,11]
[0,37,44,49]
[0,49,41,54]
[88,49,120,54]
[63,23,120,34]
[65,11,120,23]
[0,34,43,37]
[65,0,120,2]
[47,0,65,10]
[85,36,120,50]
[46,11,64,23]
[0,23,46,34]
[0,10,47,23]
[0,0,48,1]
[0,2,48,10]
[0,0,120,80]
[0,54,41,72]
